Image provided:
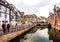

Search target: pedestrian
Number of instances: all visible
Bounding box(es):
[7,23,10,32]
[2,21,6,33]
[15,23,17,30]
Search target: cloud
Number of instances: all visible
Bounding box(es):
[6,0,60,17]
[6,0,50,13]
[6,0,22,5]
[50,0,60,5]
[23,0,50,6]
[23,0,43,6]
[36,5,54,17]
[35,0,60,17]
[15,0,50,14]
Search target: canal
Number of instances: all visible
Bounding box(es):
[9,26,53,42]
[20,28,53,42]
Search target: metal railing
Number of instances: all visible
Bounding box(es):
[0,23,37,35]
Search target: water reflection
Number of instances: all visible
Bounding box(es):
[20,28,53,42]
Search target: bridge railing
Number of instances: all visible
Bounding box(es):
[0,23,37,35]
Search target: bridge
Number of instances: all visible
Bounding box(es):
[37,22,48,28]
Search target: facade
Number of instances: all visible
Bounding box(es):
[20,12,24,18]
[48,5,60,30]
[20,12,24,24]
[39,16,47,22]
[24,14,37,23]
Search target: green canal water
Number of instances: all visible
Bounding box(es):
[20,28,53,42]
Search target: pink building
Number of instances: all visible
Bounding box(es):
[48,5,60,30]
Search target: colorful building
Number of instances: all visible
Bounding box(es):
[24,14,38,23]
[48,5,60,30]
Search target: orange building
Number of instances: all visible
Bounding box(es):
[48,5,60,30]
[20,12,24,18]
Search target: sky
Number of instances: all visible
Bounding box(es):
[6,0,60,17]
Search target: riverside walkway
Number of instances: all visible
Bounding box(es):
[0,23,37,42]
